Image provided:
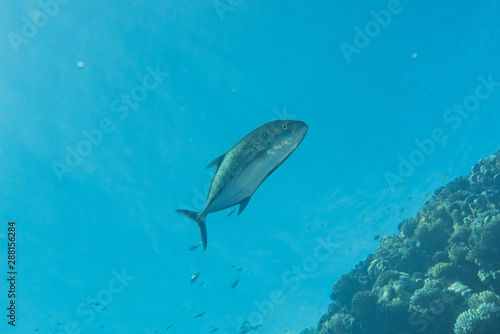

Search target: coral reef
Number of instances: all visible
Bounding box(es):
[301,151,500,334]
[467,291,500,309]
[454,303,500,334]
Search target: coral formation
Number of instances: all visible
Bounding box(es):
[318,312,357,334]
[468,291,500,309]
[454,303,500,334]
[301,151,500,334]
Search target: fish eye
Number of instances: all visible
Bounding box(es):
[281,124,287,130]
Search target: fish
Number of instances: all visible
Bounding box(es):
[226,208,236,216]
[190,272,200,283]
[442,169,451,183]
[239,321,263,334]
[424,191,432,202]
[193,312,206,319]
[230,278,240,289]
[176,120,308,250]
[188,243,200,251]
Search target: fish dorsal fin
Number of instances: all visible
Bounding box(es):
[238,197,251,215]
[205,154,226,170]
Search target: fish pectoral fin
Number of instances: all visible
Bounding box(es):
[205,154,226,170]
[262,157,287,181]
[237,197,252,215]
[233,149,269,184]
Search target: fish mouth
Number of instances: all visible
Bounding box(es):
[293,121,308,138]
[288,121,308,149]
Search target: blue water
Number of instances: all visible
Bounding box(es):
[1,0,500,333]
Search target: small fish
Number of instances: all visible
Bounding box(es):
[199,282,204,287]
[226,208,236,216]
[193,312,206,319]
[239,321,262,334]
[442,169,451,183]
[424,191,432,201]
[306,221,324,230]
[190,272,200,283]
[166,325,173,331]
[231,279,240,289]
[236,267,242,272]
[188,243,200,251]
[211,329,219,333]
[176,120,308,250]
[307,221,319,229]
[374,234,381,240]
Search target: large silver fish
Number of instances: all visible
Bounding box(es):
[176,120,308,250]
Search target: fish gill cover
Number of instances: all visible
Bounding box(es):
[301,151,500,334]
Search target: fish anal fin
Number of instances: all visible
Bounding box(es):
[238,197,251,215]
[206,154,226,170]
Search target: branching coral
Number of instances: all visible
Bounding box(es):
[312,151,500,334]
[454,303,500,334]
[468,291,500,310]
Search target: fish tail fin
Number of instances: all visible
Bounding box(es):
[176,209,207,250]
